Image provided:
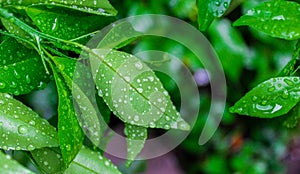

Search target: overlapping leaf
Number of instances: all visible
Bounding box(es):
[51,62,84,167]
[0,152,34,174]
[90,49,190,130]
[234,1,300,40]
[230,77,300,118]
[0,0,117,16]
[197,0,231,31]
[0,93,58,151]
[0,38,49,95]
[64,146,121,174]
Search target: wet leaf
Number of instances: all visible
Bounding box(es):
[124,124,147,167]
[51,62,84,167]
[1,0,117,16]
[0,37,49,95]
[282,103,300,128]
[26,6,114,42]
[0,151,34,174]
[90,49,190,130]
[233,1,300,40]
[197,0,232,31]
[64,146,121,174]
[208,19,246,82]
[230,77,300,118]
[279,40,300,76]
[0,93,58,151]
[31,147,64,174]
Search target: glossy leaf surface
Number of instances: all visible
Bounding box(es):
[0,152,34,174]
[234,1,300,40]
[230,77,300,118]
[0,93,58,150]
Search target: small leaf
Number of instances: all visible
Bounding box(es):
[1,0,117,16]
[282,103,300,128]
[0,38,49,95]
[26,6,114,42]
[31,147,64,174]
[124,124,147,167]
[90,49,190,130]
[230,77,300,118]
[64,146,121,174]
[51,62,84,167]
[0,151,34,174]
[197,0,232,31]
[233,1,300,40]
[207,19,246,82]
[0,93,58,151]
[279,40,300,76]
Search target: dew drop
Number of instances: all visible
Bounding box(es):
[25,75,31,84]
[0,82,6,89]
[27,144,35,150]
[135,62,143,70]
[252,96,258,102]
[13,69,21,79]
[18,125,28,134]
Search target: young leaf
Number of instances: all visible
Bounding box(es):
[0,152,34,174]
[197,0,232,31]
[0,93,58,151]
[230,77,300,118]
[51,63,84,167]
[31,147,64,174]
[90,49,190,130]
[279,40,300,76]
[64,146,121,174]
[0,38,49,95]
[124,124,147,167]
[207,19,246,82]
[233,1,300,40]
[0,0,117,16]
[26,6,114,42]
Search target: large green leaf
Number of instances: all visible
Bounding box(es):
[0,152,34,174]
[0,37,49,95]
[51,62,84,167]
[90,49,190,130]
[208,19,246,82]
[197,0,232,31]
[233,1,300,40]
[1,0,117,16]
[124,124,147,167]
[64,146,121,174]
[0,93,58,150]
[230,77,300,118]
[31,147,64,174]
[26,6,114,42]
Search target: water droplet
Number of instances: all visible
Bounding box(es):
[65,144,71,151]
[149,122,155,128]
[27,144,35,150]
[284,78,294,86]
[134,115,139,122]
[18,125,28,134]
[25,75,31,84]
[0,82,6,89]
[44,161,49,166]
[29,120,36,126]
[135,62,143,70]
[252,96,258,102]
[137,88,143,93]
[13,69,21,79]
[268,86,275,92]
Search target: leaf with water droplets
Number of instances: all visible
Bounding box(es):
[279,40,300,76]
[233,1,300,40]
[31,147,64,174]
[0,151,34,174]
[197,0,232,31]
[90,49,190,131]
[1,0,117,16]
[0,93,58,151]
[64,146,121,174]
[26,6,114,42]
[282,103,300,128]
[230,77,300,118]
[124,124,147,167]
[0,37,50,95]
[50,61,84,167]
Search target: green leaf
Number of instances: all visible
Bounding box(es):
[124,124,147,167]
[90,49,190,130]
[1,0,117,16]
[52,57,104,146]
[0,93,58,151]
[233,1,300,40]
[31,147,64,174]
[64,146,121,174]
[279,40,300,76]
[51,62,84,167]
[207,19,246,82]
[197,0,232,31]
[282,103,300,128]
[230,77,300,118]
[0,151,34,174]
[0,37,49,95]
[26,6,114,42]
